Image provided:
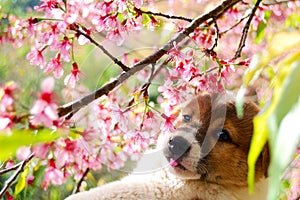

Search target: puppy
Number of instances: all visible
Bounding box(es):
[66,92,269,200]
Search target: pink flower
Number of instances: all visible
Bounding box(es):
[94,1,115,16]
[124,18,143,32]
[104,15,118,31]
[183,65,199,81]
[64,62,81,88]
[16,146,31,160]
[133,0,143,8]
[167,42,189,62]
[158,79,181,106]
[160,114,176,133]
[42,159,66,189]
[44,53,64,78]
[5,160,14,168]
[0,82,16,112]
[55,138,79,168]
[36,0,59,12]
[106,29,124,46]
[92,15,106,32]
[30,77,58,127]
[26,46,47,68]
[111,104,128,131]
[40,24,61,48]
[78,34,90,45]
[33,143,51,159]
[27,17,38,36]
[0,117,11,130]
[59,37,71,62]
[117,0,127,12]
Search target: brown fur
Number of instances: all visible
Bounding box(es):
[66,93,269,200]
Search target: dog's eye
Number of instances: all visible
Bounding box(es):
[218,130,231,142]
[183,115,192,122]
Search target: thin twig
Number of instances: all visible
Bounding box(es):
[0,153,34,199]
[220,13,251,36]
[135,7,193,22]
[150,58,172,83]
[72,168,90,194]
[233,0,262,59]
[0,162,22,175]
[76,29,130,72]
[209,17,219,50]
[57,0,242,118]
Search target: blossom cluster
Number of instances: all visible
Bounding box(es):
[0,82,16,130]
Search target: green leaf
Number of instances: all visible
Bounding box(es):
[14,167,29,195]
[248,107,269,192]
[0,129,61,161]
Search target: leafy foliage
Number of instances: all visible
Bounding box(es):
[244,31,300,199]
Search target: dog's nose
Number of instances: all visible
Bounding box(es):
[168,136,191,158]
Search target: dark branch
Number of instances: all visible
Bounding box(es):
[0,163,22,175]
[0,153,34,199]
[72,168,90,194]
[76,29,130,72]
[135,7,193,22]
[233,0,262,59]
[209,17,219,50]
[58,0,242,118]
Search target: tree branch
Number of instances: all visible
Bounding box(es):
[233,0,262,59]
[76,29,130,72]
[58,0,242,118]
[0,163,22,175]
[209,17,219,50]
[134,7,193,22]
[72,168,90,194]
[0,153,34,199]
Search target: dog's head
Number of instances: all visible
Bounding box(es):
[163,93,269,187]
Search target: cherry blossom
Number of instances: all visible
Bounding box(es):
[167,42,190,62]
[160,114,176,133]
[0,117,12,130]
[30,77,59,127]
[44,53,64,78]
[59,37,72,62]
[16,146,31,160]
[32,143,52,159]
[42,159,66,189]
[26,46,47,68]
[0,82,15,113]
[64,62,82,88]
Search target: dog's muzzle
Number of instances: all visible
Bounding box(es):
[167,136,191,161]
